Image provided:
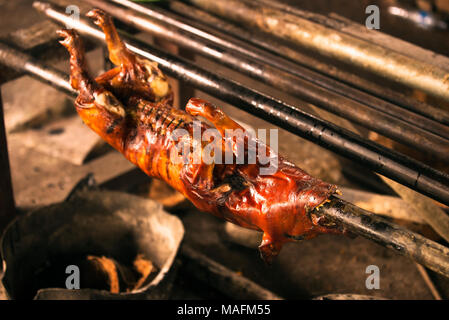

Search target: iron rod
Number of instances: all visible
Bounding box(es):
[1,25,449,280]
[169,0,449,127]
[186,0,449,103]
[316,197,449,278]
[32,1,449,206]
[82,0,449,159]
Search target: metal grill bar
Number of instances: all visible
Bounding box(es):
[81,0,449,160]
[31,1,449,206]
[0,42,76,96]
[186,0,449,102]
[316,197,449,278]
[108,0,449,135]
[1,42,448,278]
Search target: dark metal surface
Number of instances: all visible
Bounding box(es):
[24,2,449,206]
[316,197,449,278]
[169,0,449,127]
[0,91,15,235]
[84,0,449,159]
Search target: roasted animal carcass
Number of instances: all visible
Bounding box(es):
[58,9,344,263]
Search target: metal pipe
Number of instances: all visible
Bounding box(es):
[167,2,449,246]
[85,0,449,159]
[30,2,449,206]
[0,90,15,236]
[2,26,449,281]
[108,0,449,140]
[316,197,449,278]
[168,0,449,127]
[0,42,76,97]
[186,0,449,103]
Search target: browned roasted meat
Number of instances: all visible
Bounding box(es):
[58,9,343,263]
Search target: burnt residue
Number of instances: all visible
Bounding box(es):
[1,190,183,300]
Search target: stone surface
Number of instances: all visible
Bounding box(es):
[11,115,101,165]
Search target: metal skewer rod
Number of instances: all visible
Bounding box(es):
[0,42,75,97]
[31,1,449,206]
[2,42,449,279]
[186,0,449,103]
[315,197,449,278]
[109,0,449,135]
[168,0,449,127]
[80,0,449,159]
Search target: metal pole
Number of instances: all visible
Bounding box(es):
[186,0,449,103]
[31,1,449,206]
[0,42,76,97]
[1,31,449,280]
[80,0,449,159]
[316,197,449,278]
[168,0,449,127]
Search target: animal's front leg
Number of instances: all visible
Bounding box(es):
[185,98,253,161]
[259,233,284,265]
[185,98,263,225]
[186,98,244,135]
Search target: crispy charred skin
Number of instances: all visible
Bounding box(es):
[58,9,344,263]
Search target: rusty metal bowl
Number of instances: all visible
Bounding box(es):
[1,190,184,300]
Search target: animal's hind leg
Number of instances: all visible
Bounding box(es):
[87,9,173,104]
[57,29,104,106]
[87,9,136,70]
[186,98,254,162]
